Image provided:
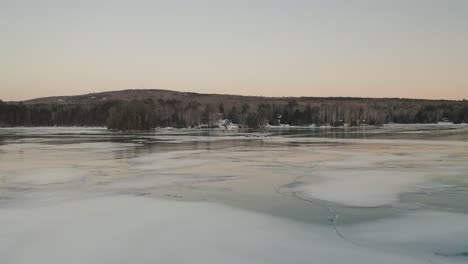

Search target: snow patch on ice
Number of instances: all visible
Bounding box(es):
[299,170,427,207]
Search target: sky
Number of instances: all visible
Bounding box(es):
[1,0,467,101]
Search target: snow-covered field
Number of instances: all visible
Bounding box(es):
[0,125,467,264]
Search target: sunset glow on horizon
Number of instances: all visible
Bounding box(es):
[1,0,468,101]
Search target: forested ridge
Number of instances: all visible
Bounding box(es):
[1,89,467,130]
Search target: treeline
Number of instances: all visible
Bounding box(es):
[1,97,467,130]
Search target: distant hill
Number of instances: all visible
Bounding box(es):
[21,89,452,105]
[23,89,256,105]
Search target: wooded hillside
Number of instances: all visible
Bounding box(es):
[1,89,467,130]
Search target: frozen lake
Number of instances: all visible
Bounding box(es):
[1,125,468,264]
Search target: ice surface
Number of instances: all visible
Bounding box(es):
[6,168,87,185]
[341,210,468,260]
[129,150,207,171]
[289,147,467,207]
[1,126,467,264]
[0,196,455,264]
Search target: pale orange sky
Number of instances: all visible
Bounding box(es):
[1,0,468,101]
